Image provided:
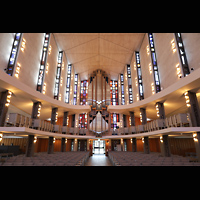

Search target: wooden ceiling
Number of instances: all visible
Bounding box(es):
[53,33,145,80]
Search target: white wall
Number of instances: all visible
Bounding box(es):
[140,33,154,99]
[0,33,72,104]
[1,33,200,109]
[43,33,59,98]
[130,52,138,103]
[16,33,44,90]
[138,33,195,100]
[59,52,68,103]
[153,33,180,90]
[0,33,15,72]
[182,33,200,71]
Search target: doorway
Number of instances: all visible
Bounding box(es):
[93,139,105,154]
[111,139,121,151]
[78,140,87,151]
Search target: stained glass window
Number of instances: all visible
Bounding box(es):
[80,80,88,105]
[174,33,190,77]
[111,113,119,129]
[73,74,78,105]
[6,33,22,76]
[54,51,63,100]
[127,65,133,103]
[65,64,71,103]
[79,113,88,129]
[148,33,161,93]
[135,52,144,100]
[37,33,51,92]
[120,74,125,105]
[110,80,118,105]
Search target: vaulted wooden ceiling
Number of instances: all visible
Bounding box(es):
[53,33,145,80]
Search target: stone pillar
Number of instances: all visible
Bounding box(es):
[0,90,10,126]
[92,76,94,106]
[120,138,124,151]
[26,101,41,157]
[48,137,54,154]
[140,108,147,125]
[129,111,135,126]
[51,107,58,125]
[185,91,200,160]
[187,91,200,127]
[73,138,78,151]
[31,101,41,119]
[143,137,150,154]
[156,102,171,157]
[26,135,35,157]
[123,114,127,128]
[132,138,137,152]
[63,111,68,126]
[156,102,165,119]
[108,113,111,131]
[193,132,200,161]
[61,138,66,152]
[61,111,68,152]
[160,135,171,157]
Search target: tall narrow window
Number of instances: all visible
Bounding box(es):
[65,64,71,103]
[110,80,118,105]
[127,65,133,103]
[36,33,51,92]
[111,113,119,130]
[73,74,78,105]
[148,33,161,93]
[80,80,88,105]
[135,52,144,100]
[174,33,190,77]
[120,74,125,105]
[6,33,22,76]
[79,113,87,129]
[54,51,63,100]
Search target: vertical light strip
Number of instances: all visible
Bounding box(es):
[54,51,63,100]
[148,33,161,93]
[80,80,88,105]
[79,113,87,129]
[127,65,133,103]
[110,80,118,105]
[65,64,72,103]
[120,74,125,105]
[73,74,78,105]
[135,51,144,100]
[174,33,190,77]
[6,33,22,76]
[36,33,51,92]
[111,113,119,130]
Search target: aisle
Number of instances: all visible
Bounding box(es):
[84,154,113,166]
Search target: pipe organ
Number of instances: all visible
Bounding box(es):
[87,69,111,136]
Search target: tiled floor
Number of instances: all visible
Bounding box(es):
[1,152,89,166]
[84,154,113,166]
[108,151,200,166]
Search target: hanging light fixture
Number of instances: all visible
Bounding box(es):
[156,103,160,117]
[184,91,191,107]
[5,91,12,107]
[160,136,163,143]
[171,39,176,53]
[0,133,3,142]
[193,133,198,142]
[20,38,26,52]
[14,63,21,78]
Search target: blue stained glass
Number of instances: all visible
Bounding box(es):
[138,68,141,76]
[152,52,156,62]
[16,33,21,40]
